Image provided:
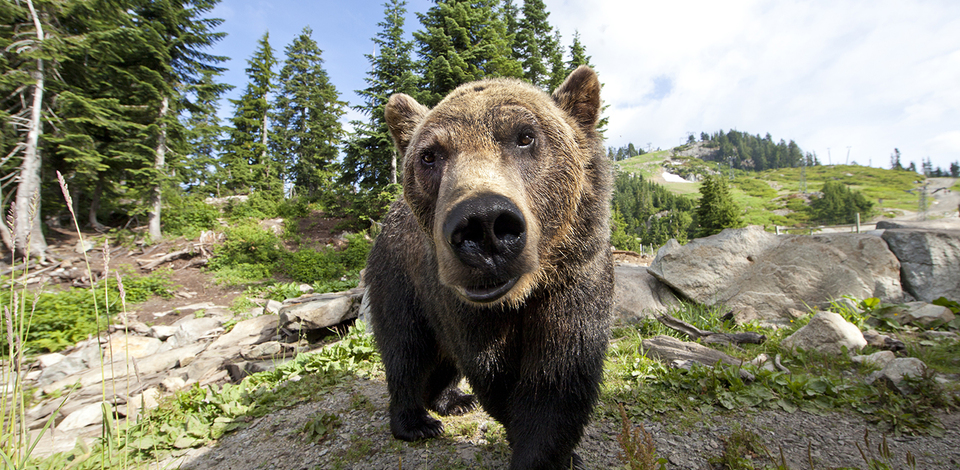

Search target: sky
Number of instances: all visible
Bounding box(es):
[209,0,960,171]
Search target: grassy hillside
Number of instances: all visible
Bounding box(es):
[614,151,926,229]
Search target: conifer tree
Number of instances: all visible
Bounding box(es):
[514,0,562,90]
[180,69,231,195]
[342,0,418,192]
[221,32,277,195]
[414,0,521,106]
[0,0,53,257]
[272,26,346,200]
[694,174,744,238]
[136,0,228,240]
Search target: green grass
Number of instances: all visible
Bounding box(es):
[759,165,922,212]
[615,150,672,179]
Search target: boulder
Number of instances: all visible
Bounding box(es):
[867,357,927,394]
[648,226,903,323]
[279,288,364,331]
[851,350,896,369]
[880,228,960,302]
[901,302,955,327]
[613,265,679,322]
[781,311,866,355]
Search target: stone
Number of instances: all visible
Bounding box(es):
[37,352,66,369]
[648,226,903,323]
[901,302,955,327]
[102,334,162,360]
[613,265,679,322]
[57,401,110,432]
[298,284,314,294]
[37,356,86,387]
[172,316,223,346]
[208,314,279,351]
[868,357,927,394]
[160,376,186,392]
[240,341,283,360]
[149,325,178,341]
[880,228,960,302]
[279,289,363,331]
[265,299,283,315]
[781,311,866,354]
[851,351,896,368]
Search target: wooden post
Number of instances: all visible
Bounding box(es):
[856,213,861,233]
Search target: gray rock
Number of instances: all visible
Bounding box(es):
[851,351,896,368]
[868,357,927,394]
[901,302,956,327]
[649,226,903,323]
[149,325,178,341]
[160,376,186,392]
[880,228,960,302]
[613,265,679,322]
[781,312,866,355]
[279,289,364,331]
[37,356,86,387]
[265,300,283,314]
[102,334,162,361]
[208,314,279,351]
[172,316,223,346]
[37,352,66,369]
[56,401,109,432]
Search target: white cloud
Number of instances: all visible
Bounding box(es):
[546,0,960,169]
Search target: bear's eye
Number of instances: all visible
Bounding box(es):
[420,150,437,166]
[517,131,535,148]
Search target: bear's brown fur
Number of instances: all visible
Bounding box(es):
[365,66,613,470]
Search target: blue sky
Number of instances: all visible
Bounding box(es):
[209,0,960,171]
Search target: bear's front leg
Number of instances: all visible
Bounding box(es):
[502,363,602,470]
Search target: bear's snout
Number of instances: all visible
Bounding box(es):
[442,194,527,301]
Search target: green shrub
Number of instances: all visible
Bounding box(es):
[163,195,221,239]
[1,270,175,353]
[208,223,285,270]
[280,234,371,285]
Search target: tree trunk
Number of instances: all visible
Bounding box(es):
[13,0,48,260]
[89,181,107,232]
[148,95,168,241]
[390,151,397,185]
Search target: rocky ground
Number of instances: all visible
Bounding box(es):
[13,197,960,469]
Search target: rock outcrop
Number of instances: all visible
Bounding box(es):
[648,226,904,323]
[879,225,960,303]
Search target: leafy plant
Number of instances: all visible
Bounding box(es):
[616,403,666,470]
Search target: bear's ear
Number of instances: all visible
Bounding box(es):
[552,65,601,131]
[385,93,429,155]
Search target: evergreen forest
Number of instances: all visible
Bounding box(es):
[0,0,596,259]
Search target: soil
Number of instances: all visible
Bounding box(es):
[163,370,960,469]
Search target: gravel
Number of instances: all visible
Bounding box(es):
[164,373,960,470]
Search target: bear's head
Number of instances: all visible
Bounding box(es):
[385,66,603,308]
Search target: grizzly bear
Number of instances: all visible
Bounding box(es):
[365,66,613,470]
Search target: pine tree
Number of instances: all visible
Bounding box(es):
[414,0,521,106]
[694,174,743,238]
[136,0,228,240]
[180,69,231,195]
[0,0,53,258]
[811,181,873,225]
[342,0,418,193]
[567,30,592,71]
[514,0,561,89]
[221,32,277,195]
[272,26,346,200]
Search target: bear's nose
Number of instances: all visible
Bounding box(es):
[443,194,526,272]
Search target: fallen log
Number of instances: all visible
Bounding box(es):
[641,335,755,381]
[656,313,766,346]
[138,250,192,271]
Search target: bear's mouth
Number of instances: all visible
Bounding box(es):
[462,277,519,303]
